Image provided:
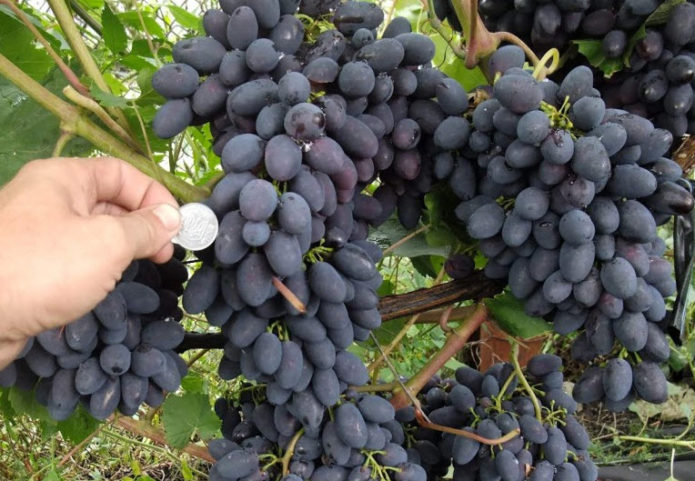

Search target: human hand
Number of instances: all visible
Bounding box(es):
[0,157,181,365]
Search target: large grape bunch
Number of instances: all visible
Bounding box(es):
[395,354,597,481]
[448,46,694,407]
[434,0,695,141]
[0,255,189,420]
[206,382,425,481]
[595,2,695,140]
[151,0,471,232]
[149,0,475,411]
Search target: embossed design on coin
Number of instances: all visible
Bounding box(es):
[172,203,218,251]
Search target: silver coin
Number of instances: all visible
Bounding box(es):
[172,203,219,251]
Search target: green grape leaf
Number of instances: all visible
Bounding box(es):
[162,391,220,449]
[90,85,129,108]
[0,69,92,186]
[573,39,624,78]
[180,373,205,393]
[369,217,450,258]
[169,5,202,32]
[484,292,551,339]
[8,386,52,422]
[102,4,127,54]
[645,0,686,26]
[117,11,166,39]
[0,9,54,81]
[57,405,101,443]
[625,0,685,67]
[0,388,16,418]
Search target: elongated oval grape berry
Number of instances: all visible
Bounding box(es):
[275,341,304,390]
[493,74,543,114]
[632,361,667,403]
[75,357,108,395]
[335,403,369,449]
[544,427,567,465]
[264,231,302,277]
[89,376,120,420]
[603,358,633,401]
[153,99,193,139]
[613,311,648,351]
[131,344,166,378]
[252,332,282,375]
[183,265,219,314]
[354,39,405,73]
[226,6,259,50]
[600,257,637,299]
[284,103,326,140]
[334,351,368,386]
[572,365,603,403]
[216,449,259,480]
[172,36,226,74]
[221,134,265,173]
[468,202,505,239]
[141,320,184,351]
[236,254,274,307]
[559,241,595,283]
[571,136,611,183]
[436,78,468,115]
[309,262,347,302]
[152,63,199,99]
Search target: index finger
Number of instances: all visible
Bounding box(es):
[82,157,178,211]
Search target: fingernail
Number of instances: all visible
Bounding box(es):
[153,204,181,231]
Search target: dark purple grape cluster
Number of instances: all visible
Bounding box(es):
[572,356,668,411]
[596,2,695,139]
[447,46,693,405]
[435,0,695,140]
[152,1,471,233]
[397,354,597,481]
[433,0,593,52]
[207,383,425,481]
[150,0,475,428]
[0,254,189,420]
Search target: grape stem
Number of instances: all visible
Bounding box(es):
[423,0,467,60]
[52,130,75,157]
[175,278,502,352]
[68,0,102,34]
[62,85,143,152]
[414,409,521,445]
[281,428,305,475]
[423,0,541,77]
[368,265,447,375]
[510,342,543,422]
[618,435,695,448]
[0,51,209,203]
[532,48,561,81]
[47,0,132,132]
[351,381,400,392]
[271,277,307,314]
[390,303,490,410]
[382,223,430,256]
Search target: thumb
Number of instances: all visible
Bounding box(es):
[113,203,181,260]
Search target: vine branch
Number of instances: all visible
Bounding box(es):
[47,0,131,131]
[415,409,521,445]
[176,274,504,352]
[281,428,305,475]
[390,303,490,410]
[510,341,543,421]
[0,51,208,202]
[62,86,142,152]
